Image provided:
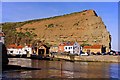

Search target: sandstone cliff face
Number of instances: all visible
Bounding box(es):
[16,9,111,52]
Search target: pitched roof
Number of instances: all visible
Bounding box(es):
[59,42,74,46]
[91,45,102,49]
[83,45,102,49]
[0,32,5,37]
[83,46,91,49]
[16,45,23,49]
[8,44,16,48]
[8,44,23,49]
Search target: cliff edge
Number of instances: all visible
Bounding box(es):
[2,9,111,52]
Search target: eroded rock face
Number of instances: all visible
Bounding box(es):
[17,9,111,52]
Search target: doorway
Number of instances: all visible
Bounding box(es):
[38,49,44,55]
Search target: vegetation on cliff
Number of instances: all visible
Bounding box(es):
[1,9,111,52]
[1,22,37,46]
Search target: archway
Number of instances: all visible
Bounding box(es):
[38,49,45,55]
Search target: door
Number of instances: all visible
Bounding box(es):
[38,49,44,55]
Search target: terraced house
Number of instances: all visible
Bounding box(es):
[82,44,106,54]
[58,42,81,55]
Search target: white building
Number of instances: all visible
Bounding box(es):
[64,46,73,53]
[7,44,23,56]
[49,46,58,53]
[7,44,32,56]
[0,32,5,44]
[64,42,80,55]
[22,45,32,55]
[73,42,81,55]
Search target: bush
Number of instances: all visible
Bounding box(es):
[48,24,54,28]
[81,43,91,47]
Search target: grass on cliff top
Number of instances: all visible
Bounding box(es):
[1,10,90,27]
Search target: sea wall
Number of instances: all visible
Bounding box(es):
[54,55,120,63]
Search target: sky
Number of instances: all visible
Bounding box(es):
[1,0,119,2]
[1,2,118,51]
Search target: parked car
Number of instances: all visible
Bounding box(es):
[107,52,113,55]
[91,52,96,55]
[114,51,120,55]
[96,52,102,55]
[109,50,116,55]
[80,52,88,56]
[102,53,107,55]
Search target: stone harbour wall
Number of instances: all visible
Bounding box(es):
[54,55,120,63]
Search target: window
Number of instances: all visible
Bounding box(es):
[10,51,13,53]
[69,47,71,49]
[65,47,67,49]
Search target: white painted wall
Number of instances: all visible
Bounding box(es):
[64,42,81,55]
[7,48,23,55]
[7,46,32,55]
[73,42,80,55]
[64,46,73,54]
[22,46,32,54]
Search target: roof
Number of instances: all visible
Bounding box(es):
[91,45,102,49]
[27,44,32,47]
[38,44,49,49]
[16,45,23,49]
[8,44,16,48]
[8,44,23,49]
[0,32,5,37]
[59,42,74,46]
[83,45,102,49]
[83,46,91,49]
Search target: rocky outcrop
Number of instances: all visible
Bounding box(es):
[15,9,111,52]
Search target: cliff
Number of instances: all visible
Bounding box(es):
[2,9,111,52]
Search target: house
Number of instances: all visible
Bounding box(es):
[64,42,74,54]
[0,32,5,44]
[36,45,50,57]
[64,42,80,55]
[58,42,81,55]
[82,44,105,54]
[7,44,32,57]
[73,42,81,55]
[7,44,23,56]
[22,45,33,57]
[58,43,65,53]
[49,46,58,53]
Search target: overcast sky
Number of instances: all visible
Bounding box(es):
[1,2,118,51]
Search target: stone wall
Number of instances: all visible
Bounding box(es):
[54,55,120,63]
